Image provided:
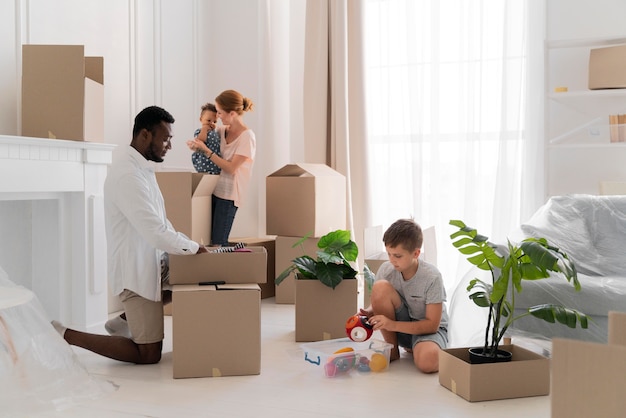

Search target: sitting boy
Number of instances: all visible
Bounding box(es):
[360,219,448,373]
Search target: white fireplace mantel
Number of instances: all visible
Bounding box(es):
[0,135,115,331]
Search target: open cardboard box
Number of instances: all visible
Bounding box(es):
[169,246,267,285]
[156,172,218,246]
[266,163,346,237]
[231,236,277,299]
[22,44,104,142]
[295,278,358,342]
[172,284,260,378]
[438,344,549,402]
[551,311,626,418]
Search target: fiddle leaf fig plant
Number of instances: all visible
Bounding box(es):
[275,229,358,289]
[449,219,590,359]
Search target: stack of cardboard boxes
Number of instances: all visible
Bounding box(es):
[266,164,347,304]
[266,163,357,341]
[156,172,267,378]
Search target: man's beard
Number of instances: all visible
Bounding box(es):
[145,143,164,163]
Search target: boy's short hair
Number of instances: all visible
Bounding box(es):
[383,219,423,251]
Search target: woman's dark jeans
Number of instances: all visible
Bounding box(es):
[211,194,238,246]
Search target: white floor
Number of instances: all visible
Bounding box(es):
[33,299,550,418]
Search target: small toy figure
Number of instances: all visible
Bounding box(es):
[345,314,373,342]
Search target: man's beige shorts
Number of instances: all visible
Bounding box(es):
[120,289,164,344]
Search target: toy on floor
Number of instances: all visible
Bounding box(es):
[345,314,373,342]
[325,347,357,377]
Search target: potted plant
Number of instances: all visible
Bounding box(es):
[449,219,589,363]
[275,229,359,342]
[275,229,358,289]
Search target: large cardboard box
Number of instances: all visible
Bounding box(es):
[22,45,104,142]
[156,172,219,246]
[438,344,549,402]
[295,278,358,342]
[588,44,626,90]
[172,284,260,378]
[551,311,626,418]
[266,164,346,237]
[231,236,277,299]
[169,246,267,285]
[275,236,319,304]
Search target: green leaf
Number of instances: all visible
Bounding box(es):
[315,262,345,289]
[275,265,296,286]
[529,304,589,329]
[363,264,375,290]
[468,291,490,307]
[291,232,313,248]
[292,256,317,279]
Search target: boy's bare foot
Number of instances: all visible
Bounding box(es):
[390,347,400,362]
[404,347,413,354]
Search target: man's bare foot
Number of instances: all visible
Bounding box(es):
[404,347,413,354]
[390,347,400,362]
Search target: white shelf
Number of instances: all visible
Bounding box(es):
[549,116,626,145]
[547,37,626,49]
[548,89,626,100]
[546,35,626,197]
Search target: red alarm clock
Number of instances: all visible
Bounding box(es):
[345,314,374,342]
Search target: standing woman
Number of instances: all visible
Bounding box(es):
[190,89,256,246]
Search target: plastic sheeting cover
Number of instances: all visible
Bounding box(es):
[0,266,117,416]
[448,195,626,349]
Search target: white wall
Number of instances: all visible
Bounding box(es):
[0,0,307,240]
[0,0,307,304]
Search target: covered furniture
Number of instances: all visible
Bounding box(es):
[509,194,626,343]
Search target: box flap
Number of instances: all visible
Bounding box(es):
[268,163,344,178]
[364,225,384,257]
[85,56,104,85]
[609,311,626,346]
[191,173,219,197]
[173,283,260,292]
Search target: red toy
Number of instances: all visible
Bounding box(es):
[345,314,374,342]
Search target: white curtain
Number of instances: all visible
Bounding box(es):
[364,0,545,293]
[302,0,372,263]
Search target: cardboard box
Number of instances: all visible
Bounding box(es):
[156,172,219,246]
[231,236,276,299]
[295,278,358,342]
[275,236,319,304]
[168,246,267,285]
[551,311,626,418]
[22,45,104,142]
[301,338,394,377]
[588,44,626,90]
[266,164,346,237]
[172,284,260,378]
[438,344,549,402]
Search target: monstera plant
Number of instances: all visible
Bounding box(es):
[449,219,590,363]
